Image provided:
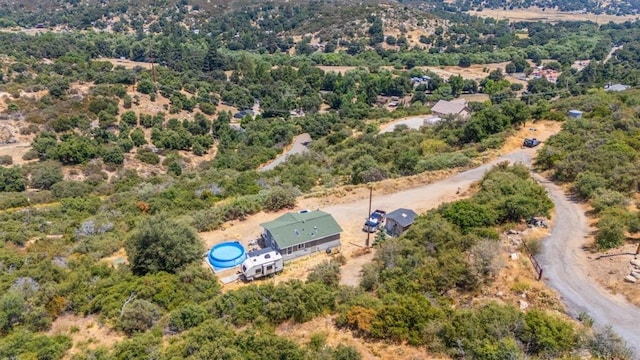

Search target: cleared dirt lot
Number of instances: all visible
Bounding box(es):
[468,7,639,24]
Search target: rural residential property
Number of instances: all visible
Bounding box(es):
[2,0,640,357]
[259,210,343,261]
[430,99,471,118]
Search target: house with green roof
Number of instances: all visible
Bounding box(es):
[259,210,342,261]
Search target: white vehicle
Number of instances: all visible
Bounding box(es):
[241,248,284,281]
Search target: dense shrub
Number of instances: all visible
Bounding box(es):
[307,260,341,287]
[102,146,124,165]
[125,215,203,275]
[28,161,63,190]
[595,214,626,249]
[416,152,472,172]
[262,186,298,212]
[0,166,25,192]
[117,299,161,335]
[136,149,160,165]
[0,155,13,165]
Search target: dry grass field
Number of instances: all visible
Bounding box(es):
[468,7,640,24]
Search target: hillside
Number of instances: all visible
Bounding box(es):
[1,0,640,359]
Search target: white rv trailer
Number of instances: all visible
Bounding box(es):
[241,247,284,281]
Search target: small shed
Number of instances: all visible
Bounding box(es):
[385,208,418,237]
[568,110,582,119]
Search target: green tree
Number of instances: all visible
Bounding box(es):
[102,146,124,165]
[459,56,472,68]
[29,161,63,190]
[125,215,204,275]
[500,99,530,127]
[449,75,464,97]
[0,166,25,192]
[130,128,147,147]
[522,310,575,355]
[51,135,99,164]
[121,111,138,126]
[136,79,156,94]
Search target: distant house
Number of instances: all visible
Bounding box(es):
[385,208,418,237]
[605,83,630,92]
[260,210,342,261]
[410,75,431,86]
[430,99,470,118]
[531,68,560,83]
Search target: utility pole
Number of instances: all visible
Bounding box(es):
[366,186,372,247]
[635,242,640,259]
[150,51,157,84]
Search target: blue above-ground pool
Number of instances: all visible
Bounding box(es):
[208,241,247,271]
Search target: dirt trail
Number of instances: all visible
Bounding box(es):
[537,176,640,356]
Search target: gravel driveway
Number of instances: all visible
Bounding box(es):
[537,175,640,357]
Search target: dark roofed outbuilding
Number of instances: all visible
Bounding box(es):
[385,208,418,237]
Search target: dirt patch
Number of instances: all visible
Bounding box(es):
[101,57,153,70]
[48,314,123,360]
[0,143,35,165]
[570,200,640,308]
[380,62,526,86]
[100,248,129,268]
[469,7,639,24]
[588,242,640,307]
[316,66,361,75]
[501,120,562,154]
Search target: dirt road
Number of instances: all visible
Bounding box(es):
[258,133,312,172]
[537,176,640,356]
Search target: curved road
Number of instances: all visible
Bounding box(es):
[536,176,640,356]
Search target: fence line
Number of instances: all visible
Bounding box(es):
[522,241,544,281]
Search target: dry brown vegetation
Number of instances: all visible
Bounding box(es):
[469,7,640,24]
[48,314,124,360]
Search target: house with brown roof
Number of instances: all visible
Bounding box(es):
[430,99,470,119]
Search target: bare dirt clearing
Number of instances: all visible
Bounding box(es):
[316,66,361,75]
[101,57,152,70]
[469,7,639,24]
[0,142,34,165]
[48,314,124,360]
